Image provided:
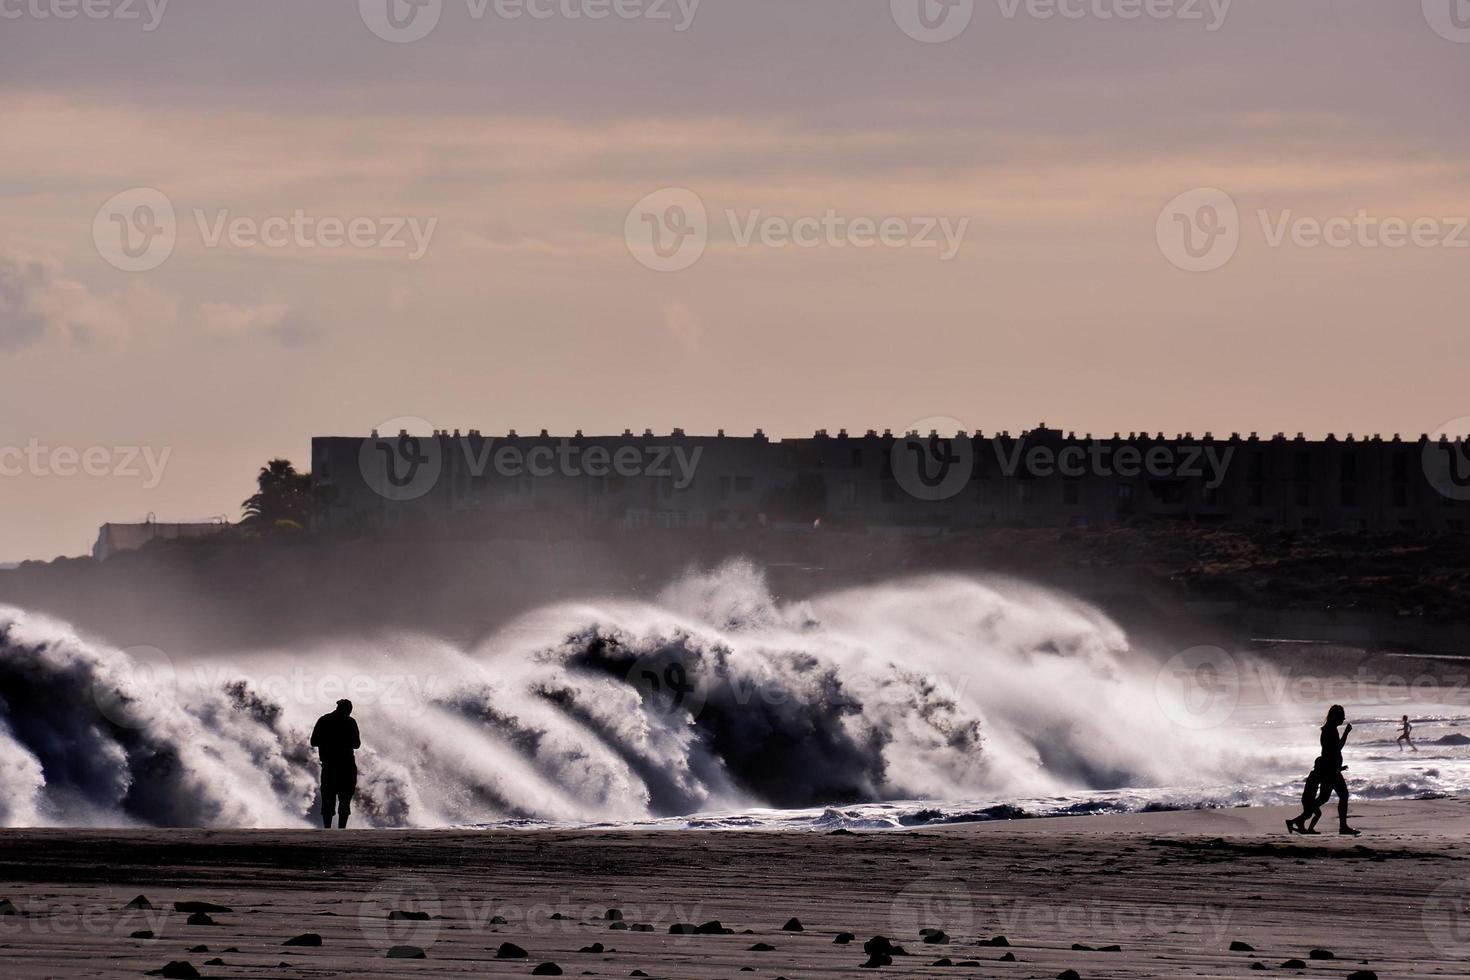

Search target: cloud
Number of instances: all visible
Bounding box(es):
[196,300,320,348]
[0,247,174,351]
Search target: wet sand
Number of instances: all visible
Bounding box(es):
[3,799,1470,978]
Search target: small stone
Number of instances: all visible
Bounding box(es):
[1280,961,1306,969]
[1346,972,1378,980]
[389,909,431,921]
[833,932,855,944]
[1057,971,1081,980]
[204,958,224,966]
[130,930,154,939]
[187,946,208,953]
[496,942,529,959]
[386,945,426,958]
[668,923,697,935]
[922,929,950,944]
[283,933,322,947]
[153,963,200,980]
[174,902,231,914]
[579,942,605,953]
[489,915,508,925]
[695,920,732,935]
[1230,941,1256,952]
[749,943,775,951]
[781,917,803,932]
[1308,949,1335,960]
[1000,951,1016,961]
[605,908,623,921]
[125,895,154,910]
[0,899,20,916]
[531,964,563,976]
[185,912,215,926]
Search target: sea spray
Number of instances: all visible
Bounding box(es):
[0,561,1276,828]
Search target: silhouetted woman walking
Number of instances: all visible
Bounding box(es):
[1318,704,1359,836]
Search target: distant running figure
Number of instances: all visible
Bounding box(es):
[1285,757,1329,835]
[1317,704,1359,836]
[311,699,361,829]
[1396,714,1418,752]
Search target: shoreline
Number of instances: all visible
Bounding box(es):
[4,799,1469,977]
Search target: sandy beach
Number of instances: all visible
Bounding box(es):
[4,799,1469,979]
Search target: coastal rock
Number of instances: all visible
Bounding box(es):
[496,942,529,958]
[283,933,322,946]
[386,945,426,958]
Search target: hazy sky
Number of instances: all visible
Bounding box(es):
[2,0,1469,560]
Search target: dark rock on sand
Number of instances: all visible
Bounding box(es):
[1230,941,1256,952]
[629,924,654,932]
[389,909,431,921]
[185,912,215,926]
[833,932,855,944]
[921,928,950,944]
[608,921,629,930]
[1308,949,1335,960]
[668,923,698,935]
[1280,960,1306,968]
[174,902,231,914]
[579,942,605,953]
[149,962,200,979]
[749,942,775,951]
[695,920,733,935]
[496,942,529,958]
[130,930,154,939]
[1346,972,1378,980]
[605,908,623,921]
[1057,971,1081,980]
[204,958,224,966]
[490,915,509,925]
[387,945,427,958]
[979,935,1010,947]
[781,917,804,932]
[930,957,953,966]
[1071,943,1093,951]
[999,952,1016,961]
[531,964,563,975]
[125,895,154,910]
[283,933,322,946]
[187,946,208,953]
[0,899,20,916]
[1099,945,1121,953]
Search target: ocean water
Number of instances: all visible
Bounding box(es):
[0,560,1465,829]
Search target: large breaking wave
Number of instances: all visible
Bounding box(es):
[0,561,1261,828]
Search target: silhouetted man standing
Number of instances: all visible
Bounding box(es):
[310,699,361,829]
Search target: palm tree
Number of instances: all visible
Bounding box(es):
[241,459,318,530]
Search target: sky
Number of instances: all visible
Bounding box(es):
[2,0,1469,561]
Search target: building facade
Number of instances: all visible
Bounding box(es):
[310,426,1470,535]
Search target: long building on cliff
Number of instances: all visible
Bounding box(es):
[310,425,1470,536]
